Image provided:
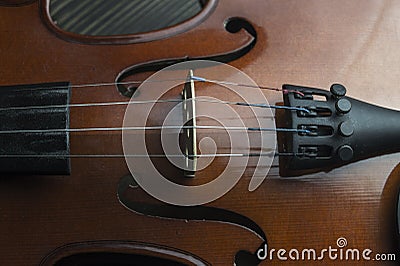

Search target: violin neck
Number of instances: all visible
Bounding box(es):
[0,82,71,175]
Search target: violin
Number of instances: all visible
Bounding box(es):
[1,0,399,265]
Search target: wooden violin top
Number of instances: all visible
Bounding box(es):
[0,0,399,265]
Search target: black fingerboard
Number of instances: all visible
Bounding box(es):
[0,82,70,175]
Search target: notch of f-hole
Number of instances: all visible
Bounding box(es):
[182,70,197,178]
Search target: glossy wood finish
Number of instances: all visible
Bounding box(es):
[0,0,399,265]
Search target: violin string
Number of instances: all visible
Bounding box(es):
[191,76,305,96]
[0,125,310,134]
[18,79,184,92]
[0,152,302,158]
[16,75,304,95]
[0,98,309,113]
[71,78,184,88]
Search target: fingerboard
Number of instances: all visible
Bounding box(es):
[0,82,70,175]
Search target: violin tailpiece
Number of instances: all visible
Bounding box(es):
[0,82,71,175]
[277,84,400,177]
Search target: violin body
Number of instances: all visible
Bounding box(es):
[1,0,399,265]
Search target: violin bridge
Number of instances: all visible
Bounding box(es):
[181,70,197,178]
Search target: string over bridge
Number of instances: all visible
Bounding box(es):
[181,70,197,178]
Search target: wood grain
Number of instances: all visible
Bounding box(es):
[0,0,399,265]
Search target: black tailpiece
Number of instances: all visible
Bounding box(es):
[277,84,400,177]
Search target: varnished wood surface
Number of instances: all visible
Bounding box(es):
[0,0,400,265]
